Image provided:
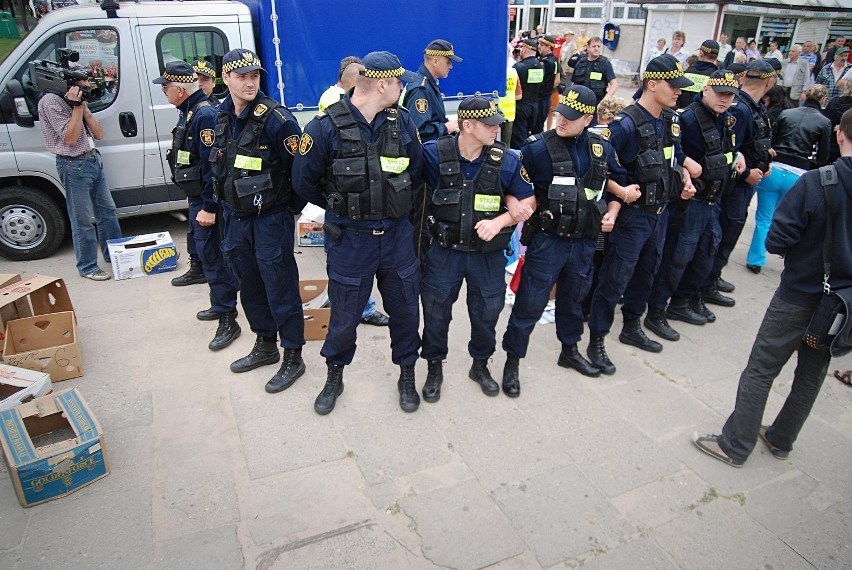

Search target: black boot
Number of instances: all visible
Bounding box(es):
[716,276,735,293]
[208,310,241,351]
[619,320,663,353]
[586,334,616,375]
[171,258,206,286]
[315,364,344,415]
[666,298,707,326]
[502,354,520,398]
[422,361,443,403]
[469,358,500,396]
[398,365,420,412]
[265,348,306,393]
[557,344,600,377]
[230,336,280,373]
[196,307,218,321]
[691,294,716,323]
[702,286,735,307]
[644,310,680,341]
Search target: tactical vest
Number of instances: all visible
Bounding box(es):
[533,130,608,239]
[738,93,772,173]
[209,96,291,215]
[323,102,413,221]
[170,99,211,198]
[620,104,680,209]
[517,57,544,102]
[429,136,511,253]
[539,53,558,101]
[572,55,609,100]
[676,66,714,108]
[688,102,736,203]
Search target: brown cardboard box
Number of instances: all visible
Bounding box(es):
[0,363,53,412]
[300,280,330,340]
[0,273,22,356]
[3,311,82,382]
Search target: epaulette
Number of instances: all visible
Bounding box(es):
[420,76,428,87]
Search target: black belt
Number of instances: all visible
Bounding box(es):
[57,149,97,159]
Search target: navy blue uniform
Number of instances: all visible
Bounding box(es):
[589,104,685,337]
[293,98,424,366]
[504,131,617,357]
[217,93,305,349]
[511,56,544,149]
[403,64,449,142]
[534,53,559,135]
[420,138,533,362]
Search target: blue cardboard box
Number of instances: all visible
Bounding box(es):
[107,232,178,280]
[0,388,109,507]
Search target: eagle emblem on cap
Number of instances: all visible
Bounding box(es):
[725,72,734,82]
[200,129,215,147]
[676,62,683,72]
[489,101,497,112]
[592,143,603,158]
[253,103,268,117]
[567,90,579,101]
[415,98,428,114]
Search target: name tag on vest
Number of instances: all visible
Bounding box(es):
[380,156,410,174]
[176,150,191,165]
[552,176,576,186]
[589,71,603,81]
[234,155,262,170]
[527,69,544,83]
[474,194,501,212]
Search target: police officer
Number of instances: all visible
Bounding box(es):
[402,39,461,142]
[586,54,699,375]
[155,61,240,351]
[534,35,561,134]
[675,40,720,109]
[702,59,776,307]
[419,96,535,402]
[318,56,363,115]
[511,38,544,149]
[645,71,746,341]
[210,49,307,393]
[502,86,622,392]
[293,51,424,415]
[570,36,617,104]
[193,59,220,105]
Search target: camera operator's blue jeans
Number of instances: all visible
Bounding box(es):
[746,164,802,268]
[56,153,121,276]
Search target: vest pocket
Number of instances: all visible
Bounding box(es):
[175,165,203,197]
[332,157,366,195]
[385,171,413,219]
[234,172,273,212]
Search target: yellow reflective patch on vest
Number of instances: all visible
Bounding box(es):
[474,194,501,212]
[176,150,191,165]
[663,146,674,160]
[527,68,544,83]
[584,187,601,200]
[589,71,603,81]
[234,155,262,170]
[380,156,410,174]
[725,152,733,164]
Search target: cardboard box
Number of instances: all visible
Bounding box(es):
[0,388,109,507]
[107,232,178,280]
[297,218,325,247]
[300,280,330,340]
[3,311,82,382]
[0,364,52,412]
[0,274,22,356]
[0,275,74,358]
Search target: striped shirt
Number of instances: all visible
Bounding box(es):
[37,93,92,157]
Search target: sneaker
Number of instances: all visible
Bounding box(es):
[83,269,111,281]
[692,432,743,467]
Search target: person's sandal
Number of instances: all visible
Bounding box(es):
[758,425,789,460]
[833,370,852,387]
[692,432,744,467]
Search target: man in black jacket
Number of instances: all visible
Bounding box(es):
[693,108,852,467]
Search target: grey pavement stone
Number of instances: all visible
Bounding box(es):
[481,550,542,569]
[156,524,244,570]
[22,486,153,569]
[781,499,852,570]
[785,417,852,499]
[652,498,812,570]
[746,469,845,534]
[610,469,714,529]
[568,536,680,570]
[0,480,29,549]
[0,547,21,570]
[422,368,521,431]
[638,335,743,388]
[399,479,526,570]
[808,375,852,436]
[491,465,635,567]
[74,424,153,499]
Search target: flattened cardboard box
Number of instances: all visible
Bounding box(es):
[107,232,178,280]
[0,364,52,412]
[3,311,82,382]
[0,275,72,358]
[300,280,330,340]
[0,388,109,507]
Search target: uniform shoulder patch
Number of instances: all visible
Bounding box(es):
[284,134,299,156]
[591,143,604,158]
[415,98,428,114]
[298,133,313,155]
[599,128,611,140]
[253,103,268,117]
[671,123,681,137]
[200,129,215,147]
[519,166,531,184]
[726,115,736,128]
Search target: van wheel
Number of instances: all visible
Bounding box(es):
[0,186,67,261]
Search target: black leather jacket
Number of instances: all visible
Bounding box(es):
[771,100,832,170]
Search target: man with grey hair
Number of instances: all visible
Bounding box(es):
[783,44,809,102]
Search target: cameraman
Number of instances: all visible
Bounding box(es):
[38,77,121,280]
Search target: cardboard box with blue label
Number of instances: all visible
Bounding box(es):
[0,388,109,507]
[107,232,178,280]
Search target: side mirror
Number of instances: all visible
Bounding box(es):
[0,79,35,128]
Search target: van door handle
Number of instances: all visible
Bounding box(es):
[119,112,137,137]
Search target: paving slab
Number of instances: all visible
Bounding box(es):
[783,416,852,499]
[0,480,29,550]
[566,536,680,570]
[156,524,244,570]
[780,499,852,570]
[745,469,846,534]
[610,469,715,529]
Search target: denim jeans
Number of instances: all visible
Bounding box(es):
[747,165,801,267]
[55,153,121,276]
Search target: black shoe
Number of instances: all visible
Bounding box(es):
[360,311,389,326]
[422,361,443,403]
[398,365,420,412]
[586,334,616,375]
[265,348,306,393]
[703,287,736,307]
[469,358,500,396]
[716,277,735,293]
[747,264,762,274]
[196,307,218,321]
[315,364,344,415]
[557,344,600,377]
[171,258,206,286]
[619,320,663,353]
[665,300,707,326]
[691,295,716,323]
[208,311,241,351]
[502,354,520,398]
[644,311,680,341]
[230,337,280,373]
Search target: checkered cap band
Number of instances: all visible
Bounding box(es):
[747,71,776,79]
[222,55,261,73]
[425,49,456,58]
[362,67,406,79]
[558,94,596,116]
[457,105,499,120]
[643,68,685,81]
[193,61,214,74]
[700,45,718,55]
[538,37,557,48]
[707,74,739,89]
[162,73,196,83]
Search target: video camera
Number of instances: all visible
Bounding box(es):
[29,48,103,104]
